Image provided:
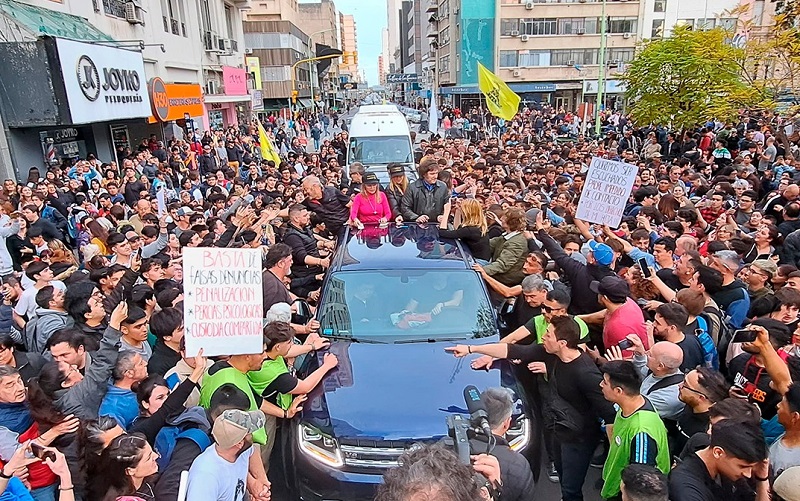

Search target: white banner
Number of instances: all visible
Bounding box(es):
[56,38,151,124]
[183,247,264,357]
[575,157,637,227]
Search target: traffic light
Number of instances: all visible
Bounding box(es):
[291,90,298,104]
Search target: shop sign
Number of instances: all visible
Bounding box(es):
[56,38,151,124]
[222,66,247,95]
[148,78,205,122]
[583,79,627,94]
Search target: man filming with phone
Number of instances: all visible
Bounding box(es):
[726,318,793,419]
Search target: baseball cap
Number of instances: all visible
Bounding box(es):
[388,164,405,177]
[362,172,380,185]
[176,207,195,217]
[212,409,266,448]
[774,466,800,501]
[750,259,777,280]
[588,240,614,266]
[125,231,141,242]
[589,276,630,302]
[713,250,741,272]
[525,208,540,229]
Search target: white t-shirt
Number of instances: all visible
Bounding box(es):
[186,443,252,501]
[14,281,66,319]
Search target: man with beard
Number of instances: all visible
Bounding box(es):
[186,409,271,501]
[652,303,705,372]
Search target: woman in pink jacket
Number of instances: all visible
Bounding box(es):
[350,172,391,226]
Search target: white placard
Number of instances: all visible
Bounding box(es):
[56,38,151,124]
[156,187,165,218]
[183,247,264,357]
[575,157,638,227]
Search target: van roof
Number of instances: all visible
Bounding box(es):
[356,104,402,114]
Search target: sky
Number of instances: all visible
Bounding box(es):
[301,0,385,86]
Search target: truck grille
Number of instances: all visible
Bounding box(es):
[338,439,432,469]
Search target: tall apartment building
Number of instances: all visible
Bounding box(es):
[339,13,360,83]
[298,0,341,105]
[0,0,248,179]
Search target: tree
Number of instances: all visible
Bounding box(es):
[621,26,763,129]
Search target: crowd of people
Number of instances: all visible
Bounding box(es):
[0,101,799,501]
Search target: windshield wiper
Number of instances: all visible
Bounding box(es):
[323,334,388,344]
[394,336,470,344]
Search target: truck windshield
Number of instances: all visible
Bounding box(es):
[317,270,495,341]
[349,136,412,164]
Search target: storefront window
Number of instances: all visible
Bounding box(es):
[208,111,224,131]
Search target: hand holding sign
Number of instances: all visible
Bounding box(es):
[575,157,638,228]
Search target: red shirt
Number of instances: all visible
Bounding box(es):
[603,298,649,354]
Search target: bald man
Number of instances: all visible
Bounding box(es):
[611,335,685,421]
[299,175,350,237]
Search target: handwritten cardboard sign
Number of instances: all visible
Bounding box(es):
[575,157,637,227]
[183,247,263,357]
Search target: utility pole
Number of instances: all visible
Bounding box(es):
[595,0,607,137]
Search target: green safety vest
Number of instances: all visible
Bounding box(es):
[601,406,670,499]
[531,315,589,344]
[199,365,267,445]
[247,356,293,411]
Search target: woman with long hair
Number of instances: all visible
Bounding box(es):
[386,163,409,223]
[350,172,391,226]
[438,198,490,262]
[86,219,110,255]
[7,215,34,272]
[87,433,159,501]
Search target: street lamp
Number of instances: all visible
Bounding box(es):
[308,28,336,113]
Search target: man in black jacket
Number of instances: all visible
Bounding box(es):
[401,156,449,223]
[469,387,535,501]
[198,143,220,177]
[283,204,330,298]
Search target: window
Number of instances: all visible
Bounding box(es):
[225,6,234,39]
[608,48,634,62]
[501,18,520,35]
[439,54,450,72]
[718,18,737,30]
[676,19,694,29]
[651,19,664,38]
[558,18,587,34]
[103,0,126,17]
[654,0,666,11]
[551,49,597,65]
[499,50,519,67]
[520,18,557,35]
[439,0,449,17]
[519,50,550,66]
[608,17,636,33]
[440,26,450,45]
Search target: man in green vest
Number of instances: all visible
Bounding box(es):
[248,321,338,471]
[599,360,671,499]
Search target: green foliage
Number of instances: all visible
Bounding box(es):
[621,26,762,128]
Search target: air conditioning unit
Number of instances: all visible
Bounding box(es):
[577,29,585,34]
[124,1,143,24]
[244,48,253,55]
[609,59,621,66]
[567,59,576,66]
[512,69,522,77]
[525,2,534,9]
[510,30,520,36]
[623,32,632,38]
[520,34,530,42]
[207,81,218,94]
[222,38,233,52]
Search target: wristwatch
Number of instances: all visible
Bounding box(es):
[0,468,12,479]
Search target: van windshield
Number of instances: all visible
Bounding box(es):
[318,270,496,342]
[349,136,412,165]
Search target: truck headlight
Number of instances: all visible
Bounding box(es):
[298,423,344,468]
[506,416,530,452]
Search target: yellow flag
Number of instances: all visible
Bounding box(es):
[477,62,521,121]
[257,121,281,165]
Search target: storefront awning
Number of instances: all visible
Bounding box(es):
[0,0,115,42]
[203,94,251,104]
[298,99,313,109]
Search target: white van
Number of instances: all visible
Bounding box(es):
[347,105,417,183]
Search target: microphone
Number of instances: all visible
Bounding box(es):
[463,385,492,437]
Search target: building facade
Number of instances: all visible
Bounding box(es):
[0,0,247,180]
[339,13,360,83]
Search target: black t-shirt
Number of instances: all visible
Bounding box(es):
[506,344,617,441]
[673,406,709,457]
[259,356,299,406]
[727,354,780,419]
[657,268,688,293]
[677,333,706,372]
[262,270,292,313]
[669,452,727,501]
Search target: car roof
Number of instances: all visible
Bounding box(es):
[331,224,472,272]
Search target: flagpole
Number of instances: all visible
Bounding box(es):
[595,0,607,137]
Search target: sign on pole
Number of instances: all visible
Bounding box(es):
[575,157,637,228]
[386,73,419,83]
[183,248,263,357]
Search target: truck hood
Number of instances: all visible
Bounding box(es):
[300,340,513,441]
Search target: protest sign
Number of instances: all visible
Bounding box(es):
[575,157,637,227]
[183,247,263,357]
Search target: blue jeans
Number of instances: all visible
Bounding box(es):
[554,438,597,501]
[30,484,57,501]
